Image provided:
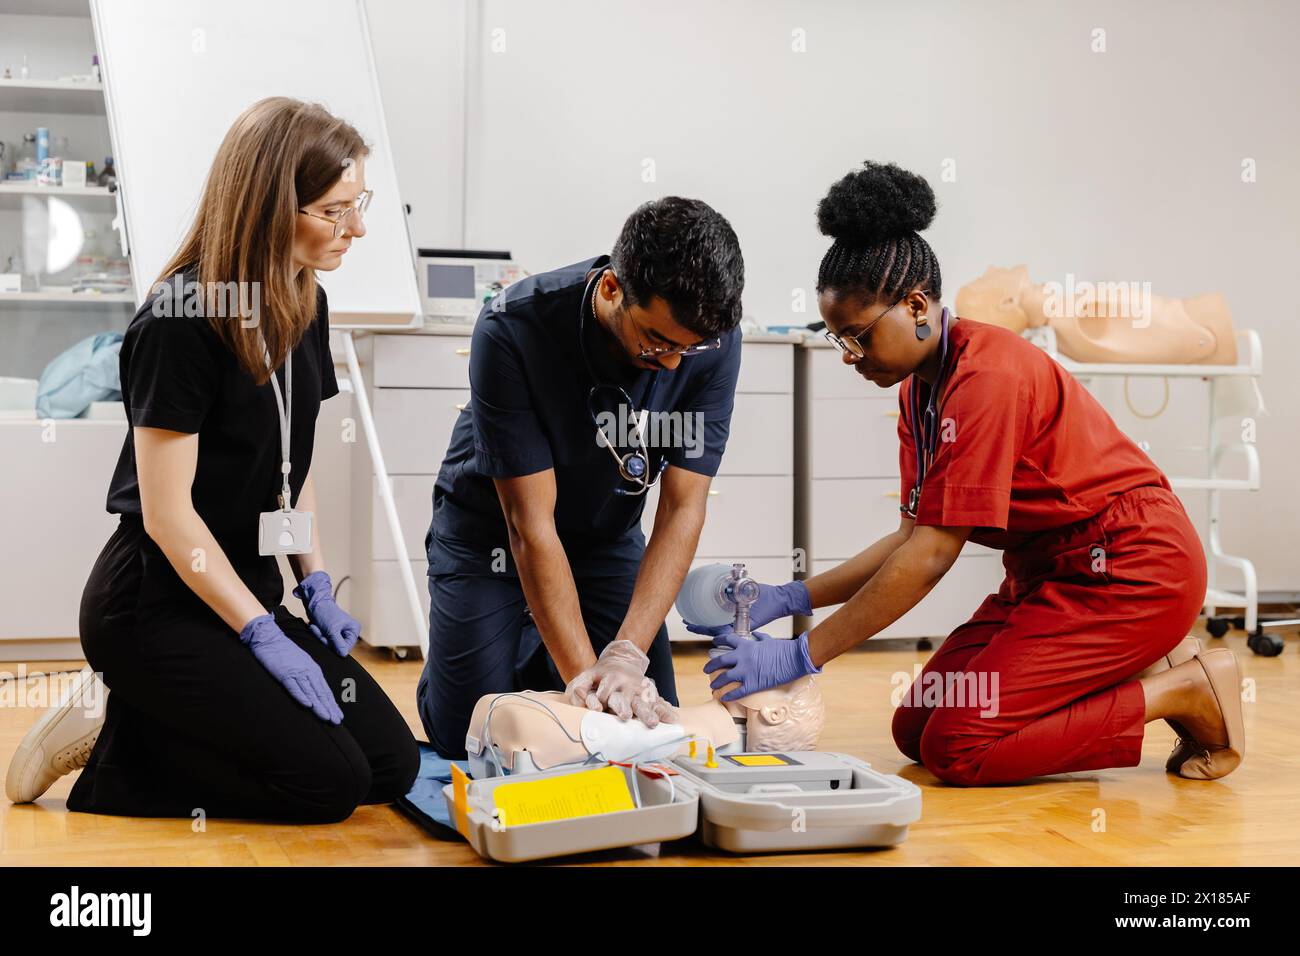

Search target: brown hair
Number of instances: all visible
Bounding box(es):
[155,96,368,383]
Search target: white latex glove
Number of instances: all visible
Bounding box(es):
[565,640,678,727]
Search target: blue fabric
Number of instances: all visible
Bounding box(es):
[397,743,469,839]
[36,331,124,418]
[425,255,742,578]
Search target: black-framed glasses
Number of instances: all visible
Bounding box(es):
[823,295,903,359]
[299,188,373,239]
[625,309,722,359]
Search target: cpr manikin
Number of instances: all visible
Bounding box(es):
[465,677,826,777]
[955,264,1238,364]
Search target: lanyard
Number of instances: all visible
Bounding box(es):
[262,339,293,510]
[905,306,952,518]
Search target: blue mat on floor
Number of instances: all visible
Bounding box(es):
[395,743,469,841]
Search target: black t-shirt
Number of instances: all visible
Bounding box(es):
[427,254,742,578]
[105,269,339,607]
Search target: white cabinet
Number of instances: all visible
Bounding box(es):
[806,555,1002,640]
[0,420,126,659]
[349,328,471,651]
[794,340,1004,642]
[642,338,799,641]
[351,331,800,652]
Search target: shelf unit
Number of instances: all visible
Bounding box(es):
[1057,329,1281,655]
[0,181,113,198]
[0,289,131,303]
[0,0,134,652]
[1,0,124,302]
[0,77,105,114]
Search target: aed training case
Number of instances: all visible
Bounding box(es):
[440,751,922,862]
[443,763,701,864]
[671,751,922,854]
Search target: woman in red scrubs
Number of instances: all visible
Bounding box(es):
[699,161,1244,785]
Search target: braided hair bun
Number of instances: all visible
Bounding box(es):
[816,161,937,245]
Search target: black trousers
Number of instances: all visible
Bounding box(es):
[68,518,420,823]
[417,570,679,760]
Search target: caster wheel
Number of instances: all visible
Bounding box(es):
[916,638,933,651]
[1206,617,1230,638]
[1247,630,1284,657]
[391,647,410,661]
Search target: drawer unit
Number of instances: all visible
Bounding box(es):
[806,554,1004,641]
[354,331,799,652]
[644,475,794,559]
[367,558,431,654]
[372,387,469,475]
[806,345,895,400]
[735,340,794,393]
[722,392,793,475]
[807,396,901,479]
[807,477,903,560]
[795,338,997,642]
[371,474,437,561]
[372,333,472,388]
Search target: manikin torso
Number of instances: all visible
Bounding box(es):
[466,678,826,773]
[955,265,1237,364]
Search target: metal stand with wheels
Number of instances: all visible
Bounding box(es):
[1061,331,1282,656]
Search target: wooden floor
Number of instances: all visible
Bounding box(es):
[2,624,1294,866]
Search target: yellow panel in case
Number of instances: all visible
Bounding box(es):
[492,765,635,827]
[728,754,794,767]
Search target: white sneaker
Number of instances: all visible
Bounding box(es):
[5,667,108,804]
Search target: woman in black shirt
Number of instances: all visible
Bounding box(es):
[6,97,418,821]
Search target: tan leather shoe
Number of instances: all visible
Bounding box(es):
[1171,648,1245,780]
[1130,636,1201,767]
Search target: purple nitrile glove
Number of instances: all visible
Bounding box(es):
[682,580,812,635]
[701,626,822,702]
[239,613,344,724]
[292,570,360,657]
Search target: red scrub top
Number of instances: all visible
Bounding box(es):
[898,318,1169,552]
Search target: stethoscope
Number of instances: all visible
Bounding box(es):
[903,306,953,518]
[578,268,668,497]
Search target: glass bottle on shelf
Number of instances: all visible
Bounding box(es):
[16,134,38,180]
[97,157,116,188]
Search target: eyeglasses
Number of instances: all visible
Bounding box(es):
[299,188,373,239]
[625,309,722,360]
[823,295,902,359]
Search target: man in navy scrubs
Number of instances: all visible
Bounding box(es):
[417,197,745,759]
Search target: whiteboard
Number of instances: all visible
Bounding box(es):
[90,0,420,329]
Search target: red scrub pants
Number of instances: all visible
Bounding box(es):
[891,486,1207,786]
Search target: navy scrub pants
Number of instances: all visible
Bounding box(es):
[416,571,679,759]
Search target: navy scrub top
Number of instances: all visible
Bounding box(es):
[426,254,742,579]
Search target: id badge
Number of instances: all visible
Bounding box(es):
[258,509,314,555]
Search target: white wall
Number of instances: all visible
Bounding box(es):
[368,0,1300,592]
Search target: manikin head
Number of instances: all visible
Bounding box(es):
[954,264,1043,334]
[733,675,825,752]
[814,161,948,390]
